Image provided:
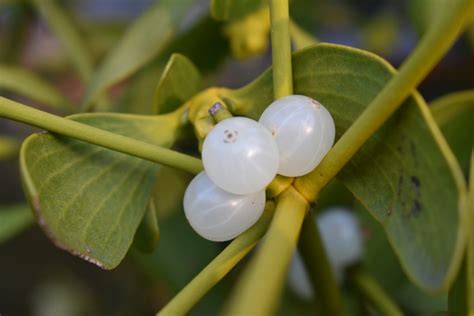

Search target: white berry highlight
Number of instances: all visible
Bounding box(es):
[183,171,266,242]
[202,117,279,195]
[259,95,336,177]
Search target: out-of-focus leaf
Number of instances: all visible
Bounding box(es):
[211,0,266,21]
[115,65,163,115]
[154,54,201,114]
[116,17,227,115]
[152,166,192,219]
[132,200,160,253]
[31,0,94,82]
[0,135,19,160]
[0,65,73,112]
[223,43,467,291]
[0,204,34,243]
[132,210,220,292]
[431,90,474,174]
[82,0,194,109]
[409,0,446,34]
[223,8,270,59]
[20,112,181,269]
[289,19,318,51]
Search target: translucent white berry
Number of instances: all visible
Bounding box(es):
[183,171,266,242]
[287,208,363,300]
[259,95,336,177]
[202,117,279,195]
[318,208,364,267]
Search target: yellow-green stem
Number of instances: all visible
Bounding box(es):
[299,211,345,316]
[158,202,275,316]
[270,0,293,98]
[349,267,403,316]
[295,0,474,202]
[224,187,308,315]
[0,97,202,174]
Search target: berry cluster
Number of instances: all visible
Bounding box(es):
[184,95,336,241]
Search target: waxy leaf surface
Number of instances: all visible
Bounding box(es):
[20,112,180,269]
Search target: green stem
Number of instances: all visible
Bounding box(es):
[0,97,202,174]
[270,0,293,99]
[158,202,276,316]
[298,212,344,316]
[224,188,308,315]
[295,0,474,202]
[349,267,403,316]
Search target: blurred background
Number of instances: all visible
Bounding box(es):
[0,0,473,315]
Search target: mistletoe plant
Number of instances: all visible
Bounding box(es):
[0,0,473,314]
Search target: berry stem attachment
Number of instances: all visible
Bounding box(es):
[208,101,233,123]
[269,0,293,98]
[348,266,403,316]
[0,96,203,174]
[298,211,345,316]
[157,202,276,316]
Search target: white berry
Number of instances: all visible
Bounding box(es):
[287,208,363,300]
[318,208,364,268]
[183,171,266,242]
[202,117,279,195]
[259,95,335,177]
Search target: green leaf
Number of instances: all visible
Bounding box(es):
[211,0,266,21]
[132,200,160,253]
[0,135,19,160]
[289,19,318,51]
[20,112,180,269]
[431,90,474,174]
[82,0,194,109]
[31,0,94,83]
[152,166,192,219]
[359,203,447,314]
[154,54,202,114]
[224,43,467,291]
[0,65,73,112]
[0,204,34,243]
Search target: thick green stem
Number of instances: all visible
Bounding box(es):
[270,0,293,98]
[295,0,474,202]
[298,212,345,316]
[0,97,202,174]
[349,267,403,316]
[224,188,308,315]
[158,202,275,316]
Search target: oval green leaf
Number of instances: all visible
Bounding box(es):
[431,90,474,174]
[153,53,202,114]
[0,65,73,112]
[210,0,266,21]
[224,43,467,291]
[20,112,180,269]
[81,0,194,109]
